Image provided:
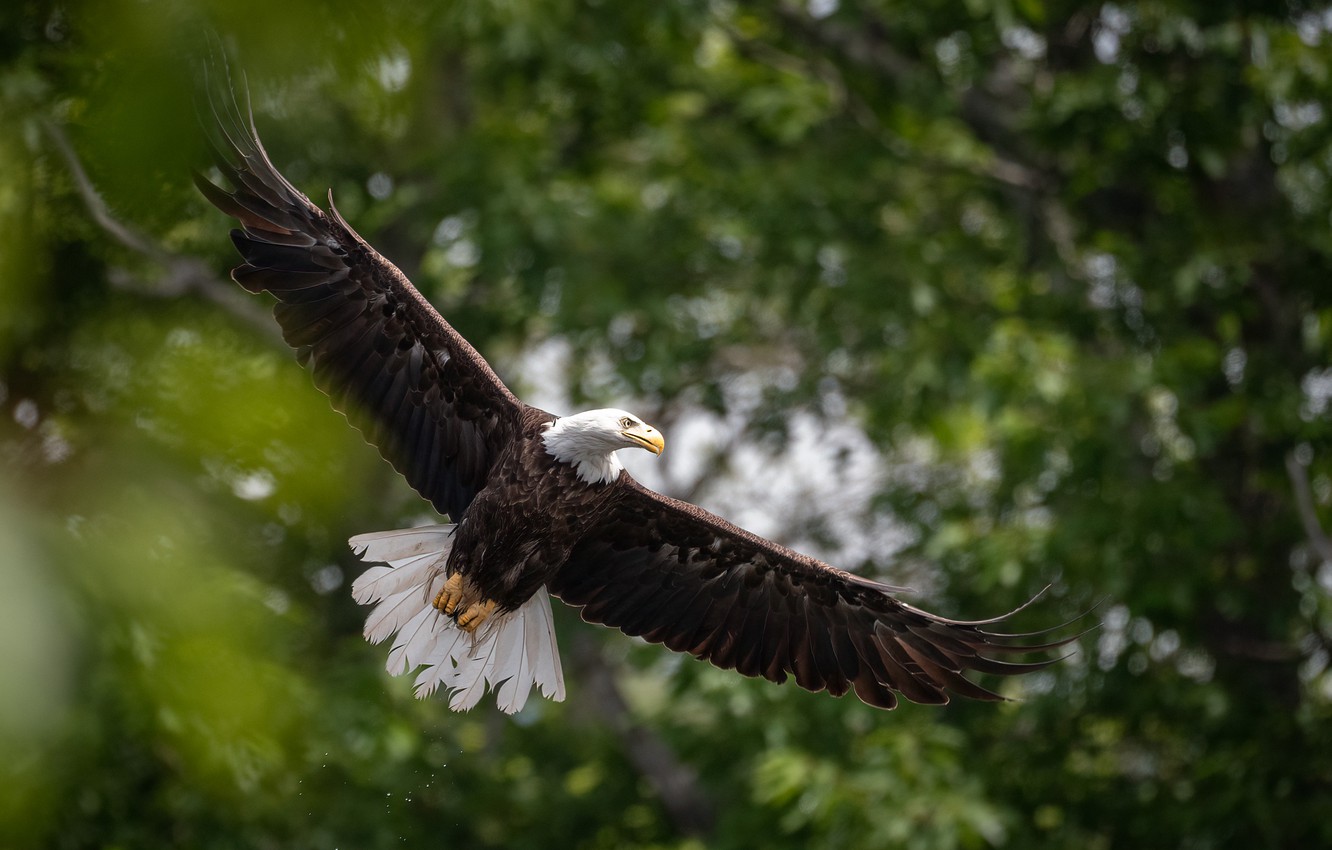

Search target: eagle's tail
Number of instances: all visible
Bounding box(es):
[348,525,566,714]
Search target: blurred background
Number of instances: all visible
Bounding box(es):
[3,1,1331,847]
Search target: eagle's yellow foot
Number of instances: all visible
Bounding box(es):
[456,599,497,633]
[434,573,464,615]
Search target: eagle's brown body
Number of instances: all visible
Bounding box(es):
[448,407,615,613]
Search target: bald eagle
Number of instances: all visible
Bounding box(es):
[195,87,1072,714]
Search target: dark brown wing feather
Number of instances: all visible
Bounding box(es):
[194,82,524,519]
[551,476,1074,710]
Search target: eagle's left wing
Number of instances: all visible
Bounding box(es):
[194,72,529,520]
[550,475,1072,710]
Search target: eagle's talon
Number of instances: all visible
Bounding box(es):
[434,573,464,615]
[457,599,497,632]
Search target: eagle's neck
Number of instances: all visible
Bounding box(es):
[541,418,625,484]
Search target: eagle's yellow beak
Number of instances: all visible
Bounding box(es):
[623,423,665,455]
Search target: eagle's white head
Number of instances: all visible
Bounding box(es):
[542,408,665,484]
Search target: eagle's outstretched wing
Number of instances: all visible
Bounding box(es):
[552,475,1073,709]
[194,80,524,520]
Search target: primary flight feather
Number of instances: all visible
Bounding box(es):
[196,77,1072,714]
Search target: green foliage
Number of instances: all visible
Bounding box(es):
[2,0,1331,847]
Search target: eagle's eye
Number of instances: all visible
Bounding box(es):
[619,417,634,428]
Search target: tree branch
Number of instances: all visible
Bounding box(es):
[1286,450,1332,566]
[41,117,285,347]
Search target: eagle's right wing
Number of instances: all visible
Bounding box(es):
[195,77,525,520]
[552,475,1075,710]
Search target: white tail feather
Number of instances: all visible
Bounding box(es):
[529,587,567,702]
[497,611,533,713]
[362,585,429,645]
[444,637,494,712]
[348,524,566,714]
[350,526,457,563]
[412,629,469,698]
[385,605,438,674]
[350,526,455,605]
